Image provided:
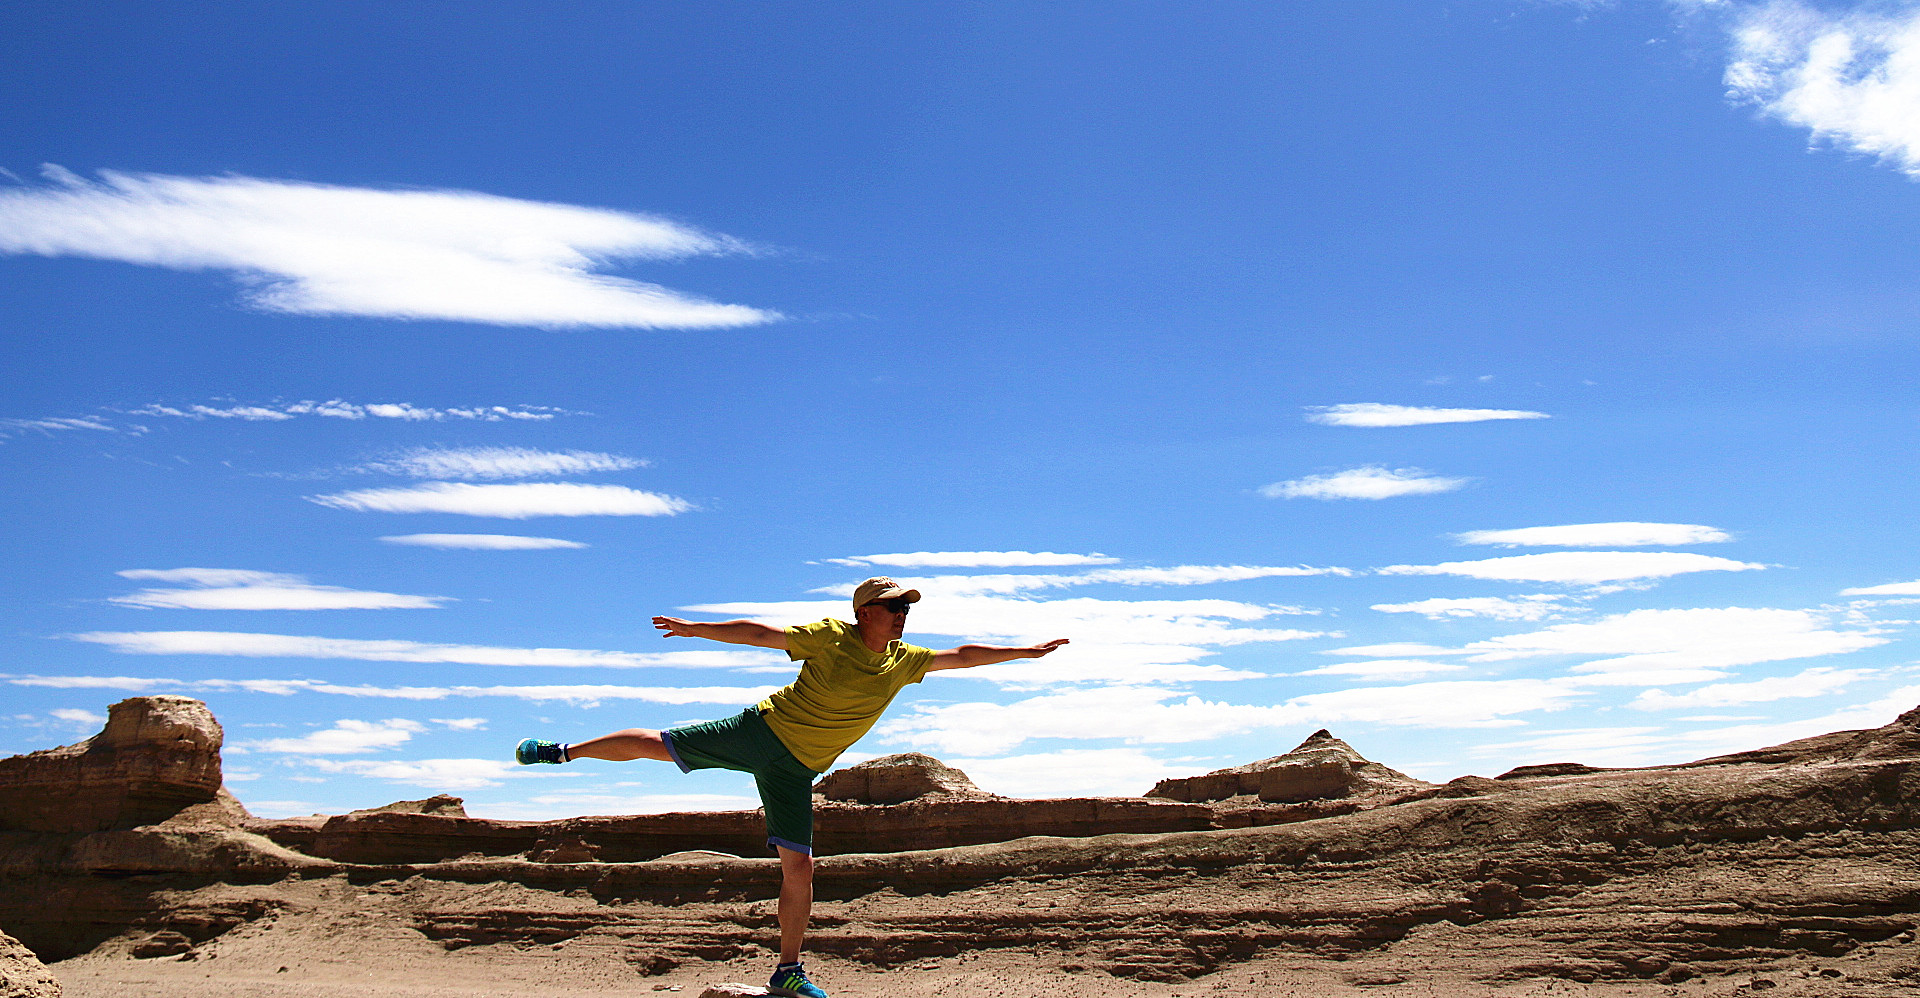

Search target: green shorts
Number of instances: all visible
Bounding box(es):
[662,707,819,855]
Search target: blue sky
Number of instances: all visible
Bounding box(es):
[7,0,1920,819]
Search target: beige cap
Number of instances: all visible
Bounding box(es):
[853,576,922,609]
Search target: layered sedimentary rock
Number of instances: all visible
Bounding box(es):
[1146,728,1430,803]
[0,696,223,833]
[10,696,1920,991]
[813,752,996,804]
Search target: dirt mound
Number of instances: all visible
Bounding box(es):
[1146,728,1431,803]
[814,752,997,804]
[0,929,59,998]
[0,696,224,833]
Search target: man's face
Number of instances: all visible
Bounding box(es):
[858,598,911,640]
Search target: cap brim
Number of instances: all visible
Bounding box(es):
[866,587,921,604]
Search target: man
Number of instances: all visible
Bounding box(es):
[514,576,1068,998]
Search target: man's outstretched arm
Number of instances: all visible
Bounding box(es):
[652,616,789,650]
[926,638,1069,672]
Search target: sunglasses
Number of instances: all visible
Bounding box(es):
[866,598,913,615]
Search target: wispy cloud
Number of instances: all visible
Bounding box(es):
[65,630,784,669]
[1305,403,1549,427]
[826,551,1119,568]
[0,416,118,441]
[1261,466,1469,500]
[1461,607,1888,681]
[1293,659,1472,679]
[236,718,423,754]
[1842,580,1920,596]
[128,400,573,422]
[309,482,693,518]
[354,446,645,480]
[876,679,1585,756]
[1455,522,1733,547]
[307,757,521,789]
[1370,595,1571,621]
[111,568,447,610]
[0,167,777,328]
[1725,1,1920,176]
[7,673,778,706]
[1378,551,1765,584]
[817,564,1349,597]
[1631,666,1881,710]
[947,748,1202,798]
[380,534,588,550]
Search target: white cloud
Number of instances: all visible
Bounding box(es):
[308,757,521,789]
[237,718,424,754]
[1842,580,1920,596]
[1322,642,1472,658]
[1725,1,1920,177]
[7,673,777,707]
[1671,683,1920,759]
[356,446,644,480]
[1461,607,1888,675]
[1370,595,1570,621]
[945,749,1203,798]
[111,568,447,610]
[478,792,762,820]
[1469,726,1678,770]
[380,534,588,550]
[835,564,1349,597]
[1378,551,1765,584]
[876,680,1584,756]
[826,551,1120,568]
[128,400,571,422]
[0,167,777,328]
[0,416,118,440]
[309,482,693,518]
[1630,666,1881,710]
[1304,403,1549,427]
[433,717,488,730]
[1455,522,1733,548]
[50,708,107,725]
[66,630,786,669]
[1261,466,1469,500]
[1294,659,1472,679]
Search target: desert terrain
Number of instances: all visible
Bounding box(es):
[6,695,1920,997]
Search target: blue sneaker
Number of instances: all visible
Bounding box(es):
[515,738,566,765]
[768,963,827,998]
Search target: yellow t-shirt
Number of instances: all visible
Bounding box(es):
[757,618,935,773]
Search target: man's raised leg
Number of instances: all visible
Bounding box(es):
[562,727,674,762]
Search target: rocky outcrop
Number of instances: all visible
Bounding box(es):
[0,929,60,998]
[1146,729,1430,803]
[814,752,997,804]
[349,794,467,817]
[0,696,223,833]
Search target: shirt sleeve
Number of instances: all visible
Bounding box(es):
[785,619,835,662]
[900,643,936,684]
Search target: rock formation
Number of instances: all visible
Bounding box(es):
[0,929,60,998]
[813,752,997,804]
[348,794,468,817]
[0,696,223,833]
[10,696,1920,993]
[1145,728,1429,803]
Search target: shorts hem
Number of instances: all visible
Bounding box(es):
[660,730,693,774]
[767,836,812,856]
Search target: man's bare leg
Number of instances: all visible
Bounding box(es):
[775,844,813,964]
[563,728,673,763]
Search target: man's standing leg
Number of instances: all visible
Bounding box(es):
[776,845,812,963]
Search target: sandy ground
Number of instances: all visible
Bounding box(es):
[49,902,1920,998]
